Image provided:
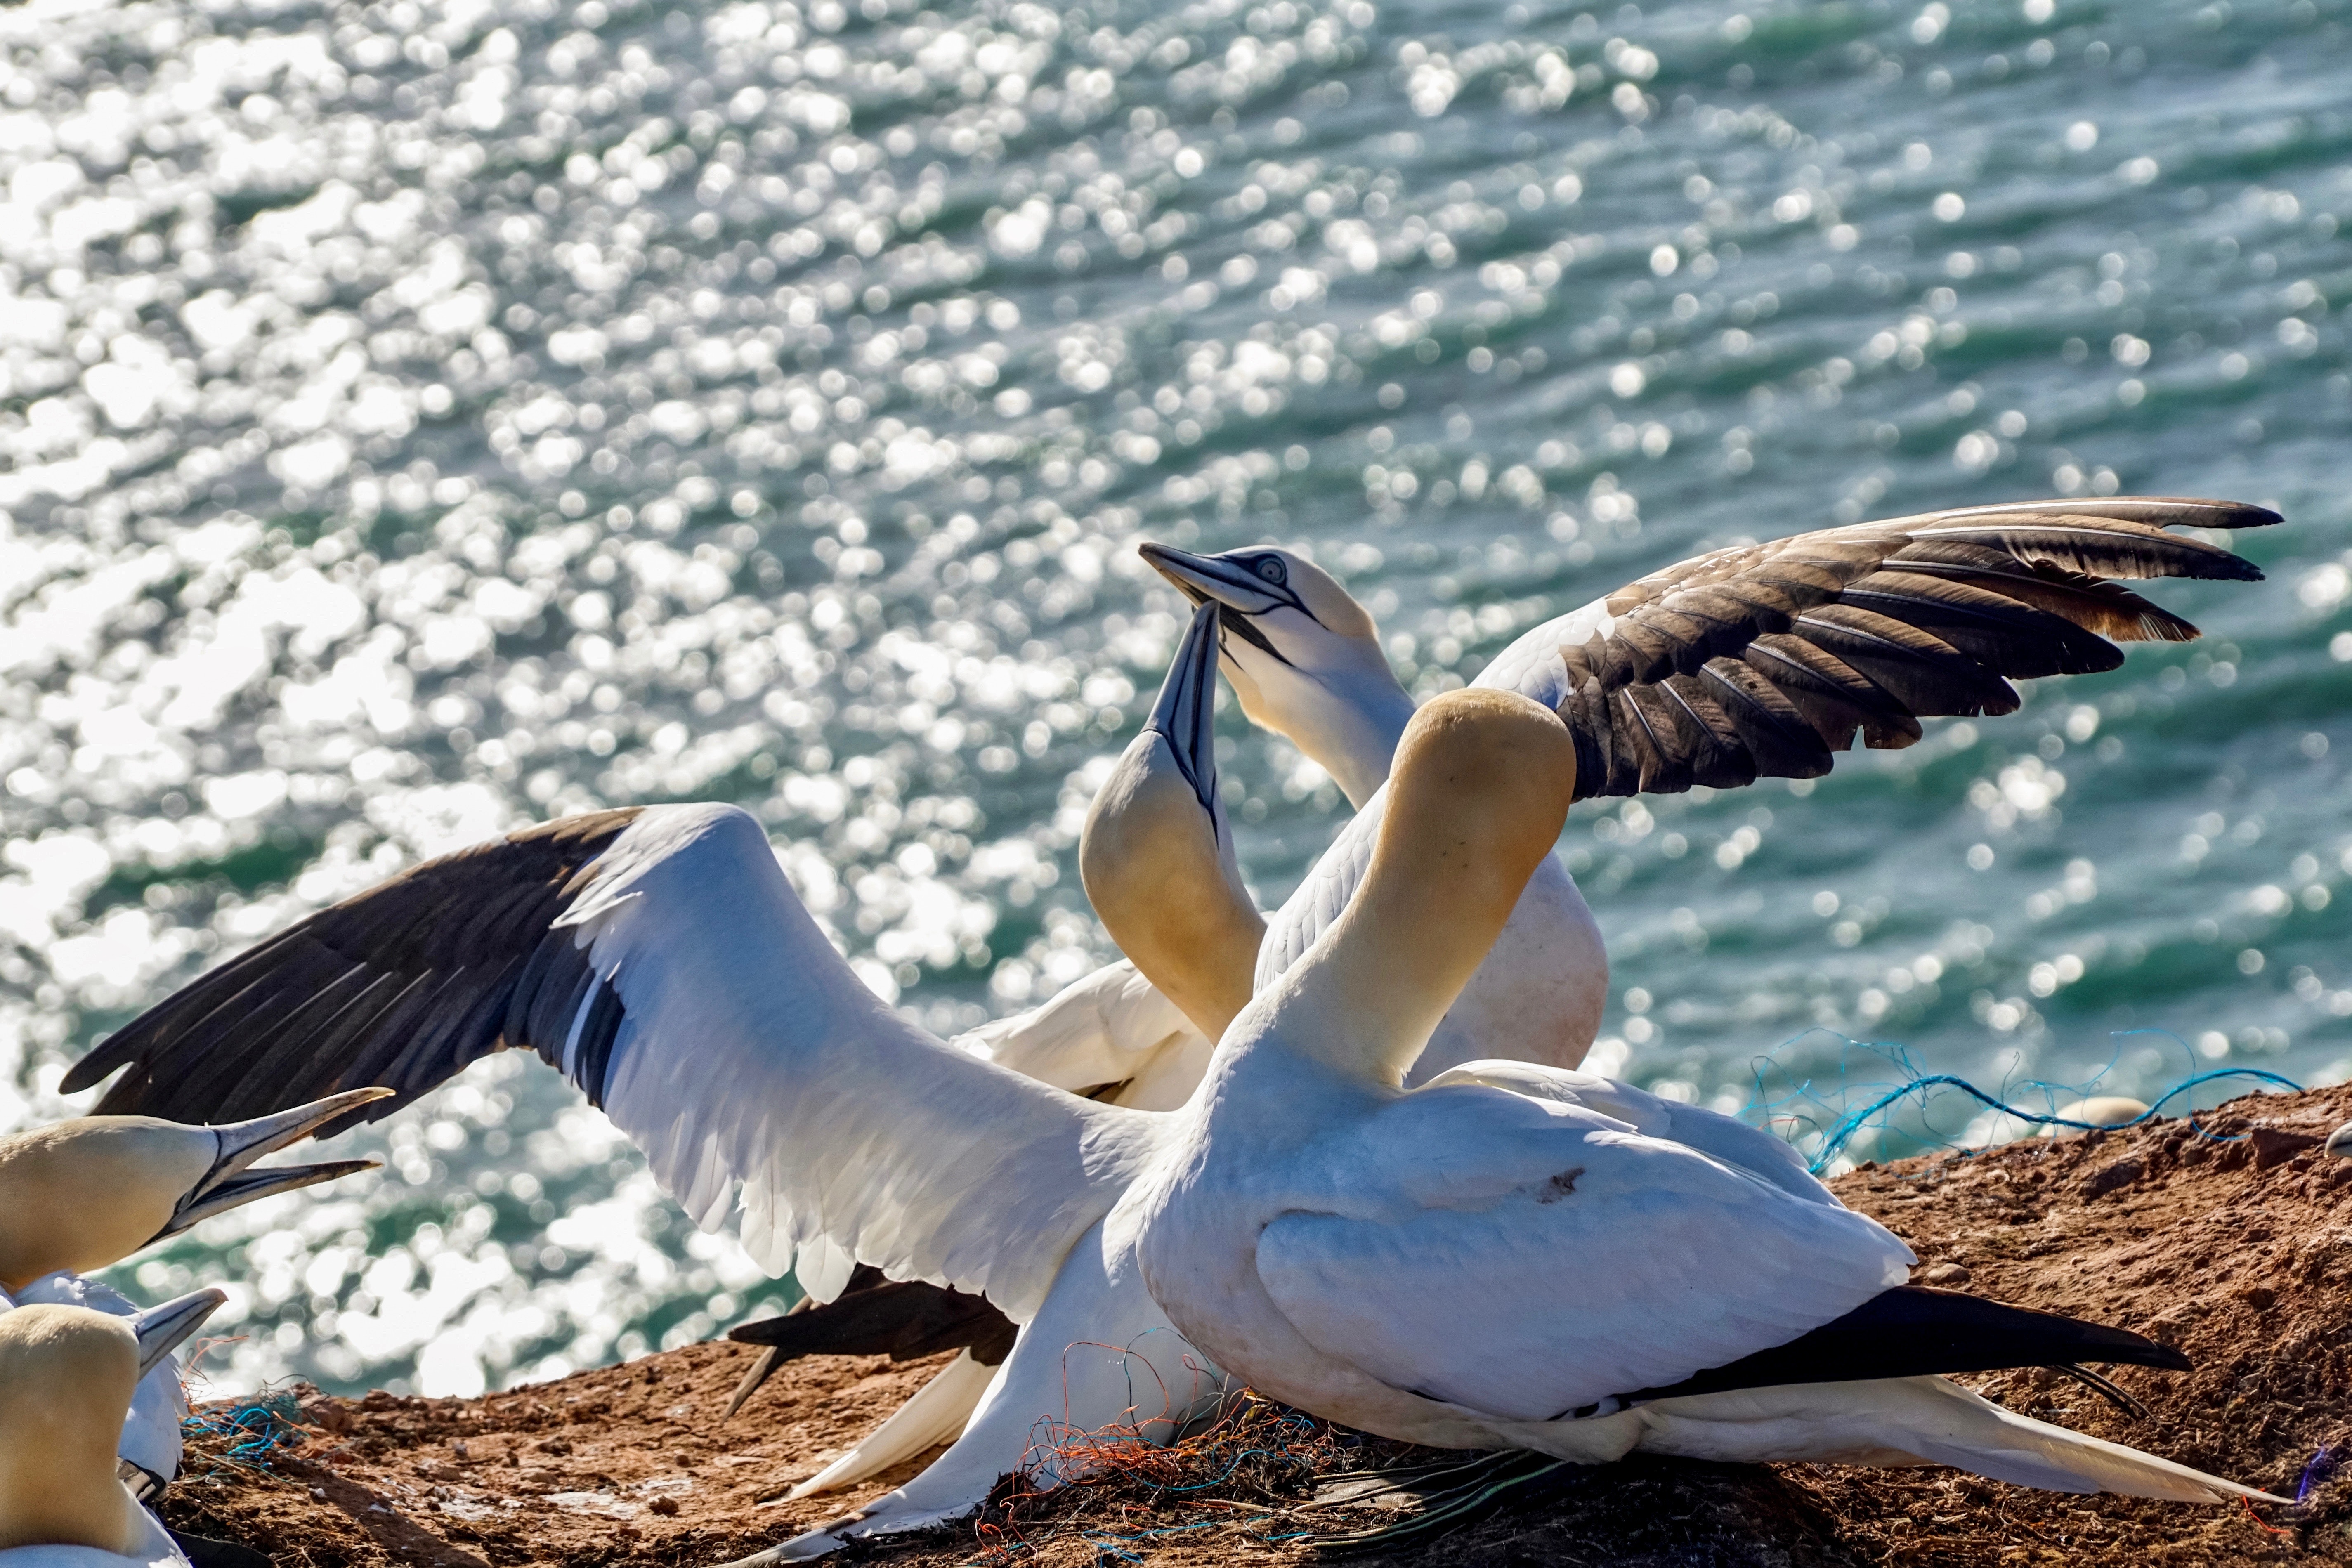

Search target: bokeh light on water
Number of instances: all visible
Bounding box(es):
[2,0,2348,1395]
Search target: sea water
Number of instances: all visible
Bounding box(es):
[1,0,2347,1397]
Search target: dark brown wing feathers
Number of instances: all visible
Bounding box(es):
[59,808,645,1134]
[1556,498,2268,801]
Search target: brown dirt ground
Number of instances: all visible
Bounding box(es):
[161,1084,2352,1568]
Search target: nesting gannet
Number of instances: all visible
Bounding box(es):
[63,608,1254,1553]
[2327,1122,2352,1160]
[1125,685,2278,1503]
[5,1274,210,1502]
[0,1091,390,1290]
[1138,540,1608,1078]
[0,1289,226,1568]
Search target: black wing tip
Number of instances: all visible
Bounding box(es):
[1866,1284,2192,1371]
[57,1053,119,1096]
[2180,499,2283,530]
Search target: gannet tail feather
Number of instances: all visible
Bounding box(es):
[1617,1375,2284,1504]
[1620,1285,2187,1403]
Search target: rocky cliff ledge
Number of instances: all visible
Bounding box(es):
[163,1084,2352,1568]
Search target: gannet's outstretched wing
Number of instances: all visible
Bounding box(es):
[1256,498,2269,984]
[1479,497,2270,797]
[64,805,1161,1317]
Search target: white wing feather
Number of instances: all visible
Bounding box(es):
[1417,1062,1833,1207]
[1470,596,1617,707]
[956,960,1207,1108]
[1255,804,1379,991]
[1254,1081,1911,1421]
[559,805,1166,1319]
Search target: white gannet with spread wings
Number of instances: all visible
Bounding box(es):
[1227,497,2273,986]
[61,497,2279,1549]
[63,604,1264,1550]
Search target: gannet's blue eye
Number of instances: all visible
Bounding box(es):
[1253,556,1287,586]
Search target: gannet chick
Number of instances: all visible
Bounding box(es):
[0,1091,390,1291]
[0,1289,225,1566]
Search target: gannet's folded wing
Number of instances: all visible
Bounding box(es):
[1253,1084,1915,1421]
[956,959,1206,1104]
[1254,805,1378,991]
[1474,497,2270,799]
[65,805,1159,1318]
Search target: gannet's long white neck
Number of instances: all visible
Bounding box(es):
[1286,669,1416,809]
[1080,602,1265,1042]
[1273,688,1576,1084]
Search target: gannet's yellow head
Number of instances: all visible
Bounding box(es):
[1082,601,1266,1042]
[0,1289,223,1553]
[0,1307,138,1554]
[1293,687,1579,1083]
[1138,542,1414,808]
[0,1089,390,1289]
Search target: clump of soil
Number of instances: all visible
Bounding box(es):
[161,1086,2352,1568]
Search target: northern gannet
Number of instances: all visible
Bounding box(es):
[5,1274,213,1504]
[1124,685,2276,1502]
[1138,539,1609,1078]
[0,1289,227,1568]
[713,600,1259,1476]
[0,1091,390,1290]
[62,499,2276,1550]
[63,608,1254,1554]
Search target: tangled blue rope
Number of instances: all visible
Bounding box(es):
[184,1391,307,1471]
[1742,1027,2304,1173]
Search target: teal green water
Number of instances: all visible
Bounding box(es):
[1,0,2347,1397]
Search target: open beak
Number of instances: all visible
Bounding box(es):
[152,1087,395,1242]
[1138,541,1291,616]
[1147,601,1223,819]
[131,1286,228,1379]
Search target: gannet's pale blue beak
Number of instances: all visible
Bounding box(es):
[1139,541,1294,618]
[1139,540,1322,671]
[130,1286,228,1378]
[1146,601,1223,818]
[153,1087,394,1241]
